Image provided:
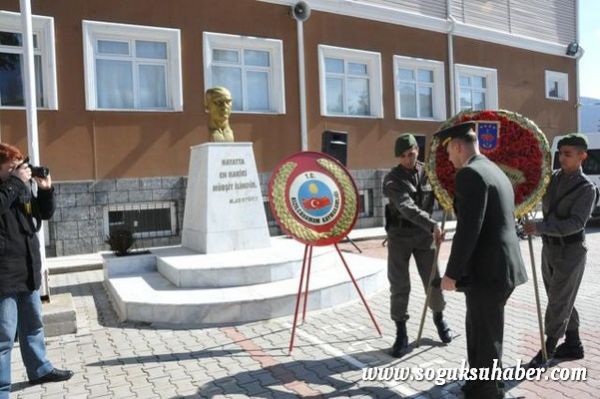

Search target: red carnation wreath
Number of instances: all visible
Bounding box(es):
[426,110,552,218]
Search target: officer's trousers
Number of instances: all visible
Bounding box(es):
[464,287,512,398]
[387,227,445,322]
[541,240,587,339]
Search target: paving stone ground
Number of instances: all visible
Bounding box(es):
[9,225,600,398]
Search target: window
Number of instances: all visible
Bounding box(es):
[583,149,600,175]
[545,70,568,101]
[394,56,446,121]
[455,64,498,111]
[358,189,374,218]
[318,45,383,118]
[82,20,182,111]
[0,11,57,109]
[104,202,177,238]
[414,134,427,162]
[203,32,285,114]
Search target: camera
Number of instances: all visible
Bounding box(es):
[23,157,50,178]
[29,165,50,178]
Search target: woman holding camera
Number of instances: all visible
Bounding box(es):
[0,143,72,397]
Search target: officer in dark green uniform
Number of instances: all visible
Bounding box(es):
[438,122,528,399]
[383,133,452,359]
[524,133,599,367]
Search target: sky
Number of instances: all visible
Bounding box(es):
[580,0,600,99]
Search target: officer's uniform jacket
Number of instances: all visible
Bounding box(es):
[445,155,528,292]
[383,161,436,234]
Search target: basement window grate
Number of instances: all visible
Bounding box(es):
[104,201,176,238]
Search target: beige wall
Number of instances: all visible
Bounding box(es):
[0,0,577,179]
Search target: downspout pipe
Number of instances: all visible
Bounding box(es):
[447,1,456,116]
[575,0,581,132]
[19,0,49,298]
[297,19,308,150]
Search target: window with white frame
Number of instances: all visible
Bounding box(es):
[318,45,383,118]
[455,64,498,111]
[203,32,285,114]
[545,71,568,101]
[0,12,57,109]
[82,20,182,111]
[394,56,446,121]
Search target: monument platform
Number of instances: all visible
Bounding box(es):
[103,237,386,326]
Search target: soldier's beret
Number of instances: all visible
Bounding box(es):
[558,133,588,150]
[434,122,477,146]
[394,134,418,157]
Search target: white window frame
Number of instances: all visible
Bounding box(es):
[203,32,285,114]
[0,11,57,110]
[318,44,383,118]
[545,70,568,101]
[393,55,446,121]
[82,20,182,112]
[455,64,498,111]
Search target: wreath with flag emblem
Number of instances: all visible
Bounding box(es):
[426,110,552,218]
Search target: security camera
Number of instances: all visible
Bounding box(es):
[291,1,311,22]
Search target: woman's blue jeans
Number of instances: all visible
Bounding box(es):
[0,290,53,396]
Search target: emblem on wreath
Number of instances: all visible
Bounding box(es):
[426,110,552,218]
[268,152,358,246]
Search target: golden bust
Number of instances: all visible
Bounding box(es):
[205,87,234,142]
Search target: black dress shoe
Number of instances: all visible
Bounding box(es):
[30,368,74,385]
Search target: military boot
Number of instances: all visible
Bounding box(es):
[433,311,452,344]
[528,337,557,368]
[390,321,409,358]
[554,329,584,360]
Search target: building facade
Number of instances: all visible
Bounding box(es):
[0,0,580,255]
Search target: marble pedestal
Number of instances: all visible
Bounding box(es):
[181,142,270,253]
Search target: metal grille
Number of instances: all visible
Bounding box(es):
[105,202,176,238]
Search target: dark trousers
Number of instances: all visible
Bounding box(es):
[464,287,513,398]
[541,241,586,339]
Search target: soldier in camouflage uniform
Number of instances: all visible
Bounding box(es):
[383,134,452,358]
[525,133,599,367]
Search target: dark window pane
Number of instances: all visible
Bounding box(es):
[0,53,45,107]
[0,31,22,46]
[583,150,600,174]
[0,53,24,106]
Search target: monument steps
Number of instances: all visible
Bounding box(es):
[154,239,334,288]
[103,249,386,326]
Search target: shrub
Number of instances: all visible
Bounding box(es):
[105,229,135,256]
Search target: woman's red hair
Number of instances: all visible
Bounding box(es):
[0,143,24,164]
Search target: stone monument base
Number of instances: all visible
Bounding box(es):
[102,237,386,326]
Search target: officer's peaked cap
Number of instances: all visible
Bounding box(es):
[434,122,477,146]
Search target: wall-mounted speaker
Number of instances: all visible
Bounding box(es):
[291,1,311,22]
